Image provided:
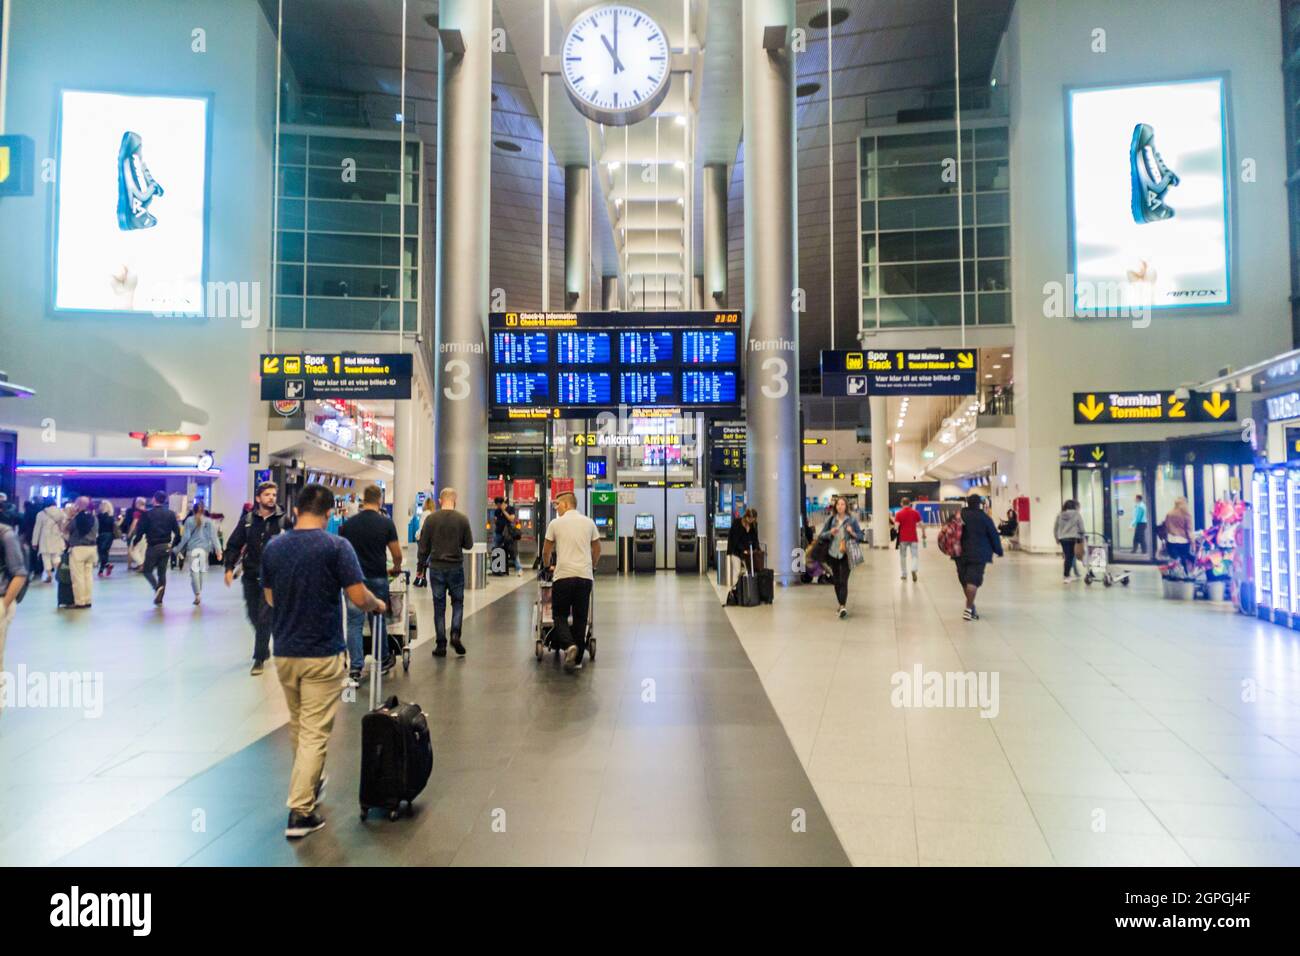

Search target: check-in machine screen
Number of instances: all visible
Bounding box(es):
[677,514,696,532]
[635,514,654,532]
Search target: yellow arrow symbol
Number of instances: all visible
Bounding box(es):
[956,352,974,370]
[1091,446,1104,461]
[1077,394,1105,421]
[262,356,280,374]
[1202,392,1231,419]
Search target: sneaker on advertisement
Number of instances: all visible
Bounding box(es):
[1129,122,1179,224]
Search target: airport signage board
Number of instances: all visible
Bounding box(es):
[488,311,742,415]
[820,349,977,397]
[259,353,413,400]
[1072,390,1235,424]
[0,134,34,196]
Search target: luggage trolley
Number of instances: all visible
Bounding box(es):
[384,571,417,672]
[1082,532,1131,588]
[532,569,596,663]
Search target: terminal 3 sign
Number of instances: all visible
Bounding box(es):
[821,349,977,397]
[1072,390,1235,425]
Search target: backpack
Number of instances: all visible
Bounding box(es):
[937,512,964,558]
[0,523,31,604]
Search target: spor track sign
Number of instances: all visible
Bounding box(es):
[820,349,977,397]
[259,353,412,400]
[1072,390,1236,424]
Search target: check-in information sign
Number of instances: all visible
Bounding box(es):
[260,353,412,400]
[821,349,977,397]
[1073,390,1235,425]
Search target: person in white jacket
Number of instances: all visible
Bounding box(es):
[31,500,68,582]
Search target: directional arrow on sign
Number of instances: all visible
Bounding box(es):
[1077,394,1105,421]
[1091,446,1104,461]
[1202,392,1232,419]
[956,352,975,369]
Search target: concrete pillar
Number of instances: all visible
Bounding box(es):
[392,399,414,529]
[692,275,704,310]
[703,162,728,308]
[565,164,591,309]
[601,275,620,310]
[869,396,890,547]
[433,0,491,542]
[743,0,799,585]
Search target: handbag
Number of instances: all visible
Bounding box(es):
[1073,540,1085,560]
[809,535,832,565]
[847,538,864,567]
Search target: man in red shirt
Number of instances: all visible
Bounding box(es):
[893,497,926,582]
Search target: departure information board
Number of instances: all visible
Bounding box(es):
[681,330,737,364]
[494,372,548,404]
[557,371,612,405]
[620,331,675,364]
[555,331,611,365]
[492,331,548,365]
[487,310,743,416]
[682,370,737,404]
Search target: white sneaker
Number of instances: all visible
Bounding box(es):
[838,606,847,619]
[563,645,579,672]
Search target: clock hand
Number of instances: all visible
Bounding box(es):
[600,34,625,73]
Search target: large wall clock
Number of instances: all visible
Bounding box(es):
[560,4,672,127]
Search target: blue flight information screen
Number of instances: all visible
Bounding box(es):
[555,331,612,365]
[494,372,549,404]
[620,371,675,405]
[681,370,737,404]
[491,331,548,365]
[681,330,737,364]
[556,371,612,405]
[619,331,674,364]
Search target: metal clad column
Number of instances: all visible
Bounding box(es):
[703,162,728,309]
[743,0,799,585]
[870,396,890,547]
[565,165,591,309]
[601,275,621,310]
[434,0,491,541]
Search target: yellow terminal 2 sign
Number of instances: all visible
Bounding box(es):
[1072,390,1235,424]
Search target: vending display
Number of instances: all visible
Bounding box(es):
[1252,468,1292,624]
[491,331,549,365]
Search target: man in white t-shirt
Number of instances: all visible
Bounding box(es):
[541,492,600,673]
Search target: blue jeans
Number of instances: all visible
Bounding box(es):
[346,575,390,673]
[429,566,465,646]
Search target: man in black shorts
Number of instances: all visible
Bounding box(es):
[954,494,1003,622]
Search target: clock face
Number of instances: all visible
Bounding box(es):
[561,4,671,127]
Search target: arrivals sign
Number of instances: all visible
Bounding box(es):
[259,353,412,400]
[821,349,977,397]
[1072,390,1235,425]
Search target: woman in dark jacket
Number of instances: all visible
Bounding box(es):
[96,501,117,576]
[954,494,1003,621]
[726,508,760,586]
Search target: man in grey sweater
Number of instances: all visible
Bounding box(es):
[416,488,475,658]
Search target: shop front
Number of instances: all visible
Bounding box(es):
[1059,439,1252,565]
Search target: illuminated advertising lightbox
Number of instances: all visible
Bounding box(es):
[1066,76,1230,315]
[54,90,210,314]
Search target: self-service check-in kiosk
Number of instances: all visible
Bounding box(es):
[675,514,699,574]
[591,491,618,575]
[633,513,657,573]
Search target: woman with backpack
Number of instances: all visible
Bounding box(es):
[939,494,1003,622]
[815,496,863,619]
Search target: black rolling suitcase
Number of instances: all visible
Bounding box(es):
[359,613,433,821]
[56,556,75,609]
[733,547,761,607]
[757,568,775,604]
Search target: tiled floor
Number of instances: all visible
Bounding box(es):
[5,542,1299,866]
[1,553,846,866]
[722,547,1300,866]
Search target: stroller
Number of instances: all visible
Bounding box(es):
[532,568,596,663]
[1082,532,1131,588]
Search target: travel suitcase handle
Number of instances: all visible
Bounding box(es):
[369,611,386,711]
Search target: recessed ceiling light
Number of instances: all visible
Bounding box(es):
[607,161,621,171]
[493,139,522,152]
[674,115,687,126]
[992,364,1002,369]
[984,374,992,378]
[809,7,849,29]
[796,82,821,99]
[1001,352,1010,358]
